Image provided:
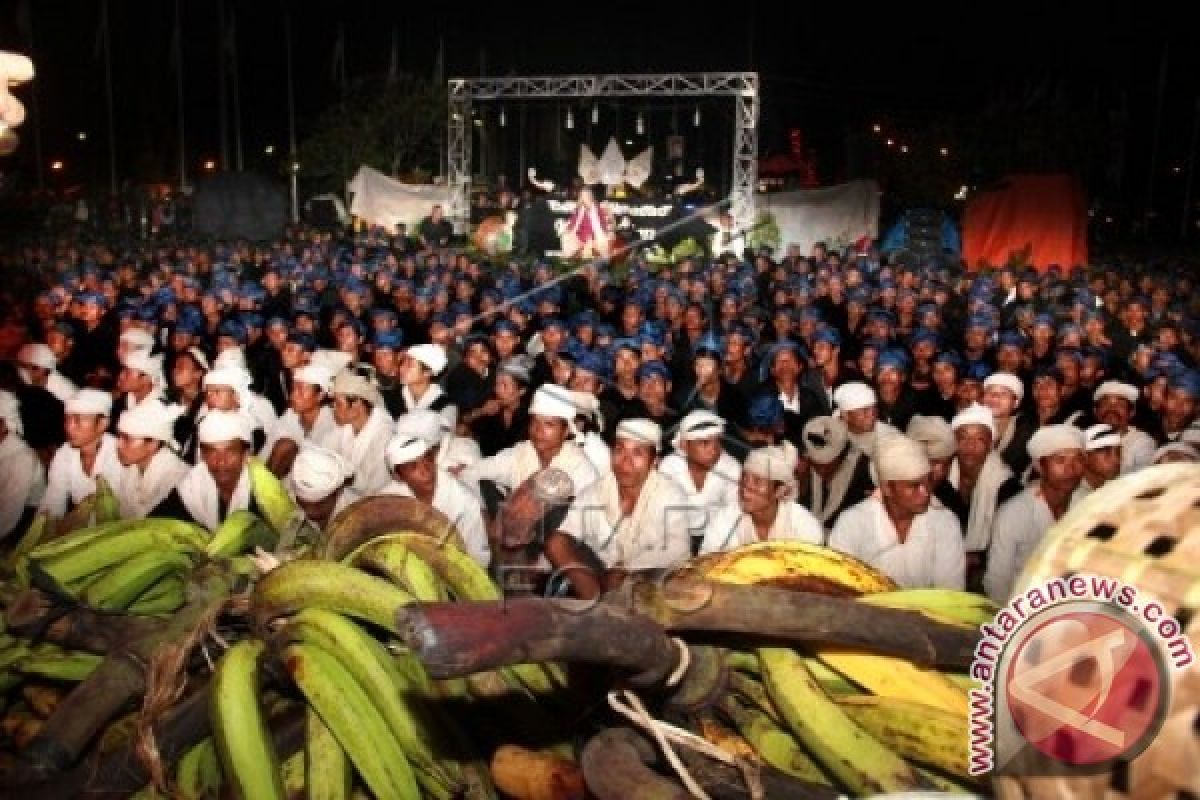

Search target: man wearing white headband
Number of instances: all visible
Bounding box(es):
[113,398,189,519]
[16,342,78,405]
[330,369,395,495]
[286,444,360,531]
[117,329,155,363]
[982,372,1036,475]
[700,441,823,554]
[0,390,46,540]
[40,389,123,518]
[658,410,741,519]
[800,415,874,526]
[378,416,490,567]
[829,434,966,589]
[984,424,1085,602]
[461,384,601,514]
[1092,381,1155,473]
[833,382,897,456]
[200,366,276,458]
[264,364,340,478]
[110,350,165,433]
[550,418,695,598]
[1073,423,1122,503]
[153,410,257,530]
[395,344,456,429]
[945,403,1022,588]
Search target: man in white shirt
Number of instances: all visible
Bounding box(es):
[1092,381,1156,473]
[396,343,455,428]
[832,382,897,456]
[113,398,190,519]
[984,424,1085,603]
[460,385,601,513]
[201,365,278,455]
[40,389,124,518]
[378,416,490,567]
[551,419,697,598]
[658,410,741,520]
[264,364,340,477]
[152,410,258,530]
[330,369,394,495]
[700,441,824,554]
[16,342,77,404]
[0,390,45,540]
[829,434,966,589]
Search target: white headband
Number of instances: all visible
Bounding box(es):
[289,445,351,502]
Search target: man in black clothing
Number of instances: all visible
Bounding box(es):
[417,204,454,250]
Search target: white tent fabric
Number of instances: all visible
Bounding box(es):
[758,180,881,253]
[346,166,452,230]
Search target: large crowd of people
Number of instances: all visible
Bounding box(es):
[2,207,1198,603]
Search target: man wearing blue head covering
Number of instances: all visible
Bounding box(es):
[1163,369,1200,443]
[623,360,680,436]
[674,333,745,424]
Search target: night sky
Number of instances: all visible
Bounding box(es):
[1,2,1196,223]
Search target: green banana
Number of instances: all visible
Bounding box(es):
[5,512,51,574]
[283,641,420,800]
[802,656,862,696]
[717,693,829,785]
[35,523,203,586]
[726,670,781,723]
[210,639,285,800]
[353,540,448,604]
[0,641,30,670]
[176,737,223,800]
[836,695,971,779]
[944,672,980,692]
[16,650,103,681]
[757,647,921,795]
[81,549,194,610]
[725,650,761,674]
[206,510,278,558]
[859,588,998,628]
[127,575,187,615]
[248,457,298,534]
[252,560,413,634]
[373,533,500,601]
[306,704,352,800]
[281,749,306,797]
[288,608,460,797]
[93,475,121,523]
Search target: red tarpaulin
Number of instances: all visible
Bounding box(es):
[961,174,1088,271]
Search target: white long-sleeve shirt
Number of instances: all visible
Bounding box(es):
[983,487,1057,603]
[658,451,741,517]
[829,495,965,590]
[114,447,190,520]
[265,406,341,458]
[699,501,824,554]
[460,440,601,499]
[332,406,395,495]
[377,474,491,567]
[0,434,46,539]
[558,471,697,571]
[1121,428,1157,474]
[39,434,124,518]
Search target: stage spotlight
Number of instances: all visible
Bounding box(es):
[566,109,574,130]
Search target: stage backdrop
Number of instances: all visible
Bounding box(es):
[758,180,881,255]
[962,174,1088,271]
[346,166,453,231]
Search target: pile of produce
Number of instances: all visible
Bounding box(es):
[0,477,990,799]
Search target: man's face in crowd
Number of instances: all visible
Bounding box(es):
[1086,445,1122,483]
[201,440,248,489]
[843,406,876,435]
[738,470,781,516]
[955,424,993,471]
[290,382,324,415]
[682,435,723,472]
[1032,375,1061,409]
[1039,450,1085,493]
[1164,387,1198,430]
[638,375,670,408]
[983,386,1019,419]
[117,367,152,398]
[882,476,932,517]
[529,415,569,459]
[611,438,656,492]
[394,450,438,497]
[614,348,639,382]
[117,433,159,467]
[495,374,523,407]
[47,329,73,362]
[876,365,904,396]
[812,341,836,368]
[771,350,801,384]
[65,413,108,449]
[1095,395,1133,431]
[281,342,309,371]
[205,387,239,412]
[996,346,1022,375]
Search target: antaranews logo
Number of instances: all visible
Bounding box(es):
[968,574,1193,777]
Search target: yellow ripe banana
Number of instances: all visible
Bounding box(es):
[835,695,971,780]
[207,511,278,559]
[251,560,414,634]
[16,650,103,682]
[859,588,998,628]
[717,693,830,786]
[757,647,921,795]
[210,639,285,800]
[688,541,897,595]
[813,647,968,717]
[354,540,449,604]
[283,641,420,800]
[81,549,194,610]
[93,475,121,523]
[248,457,298,534]
[306,705,351,800]
[287,608,461,796]
[176,737,223,800]
[127,575,187,616]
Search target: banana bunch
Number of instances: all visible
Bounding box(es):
[1,632,102,734]
[681,542,990,795]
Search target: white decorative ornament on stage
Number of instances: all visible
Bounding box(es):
[577,137,653,190]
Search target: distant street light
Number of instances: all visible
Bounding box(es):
[939,147,949,157]
[51,160,64,171]
[77,132,87,141]
[886,138,894,147]
[265,145,275,155]
[900,145,909,154]
[872,123,882,133]
[203,159,216,171]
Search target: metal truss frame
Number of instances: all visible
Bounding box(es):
[446,72,759,232]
